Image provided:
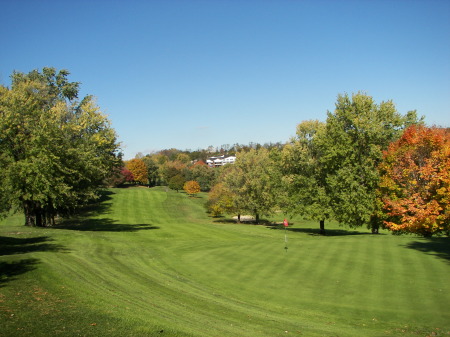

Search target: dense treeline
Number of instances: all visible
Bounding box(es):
[111,142,284,191]
[139,142,285,162]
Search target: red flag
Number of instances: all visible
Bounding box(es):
[283,219,288,227]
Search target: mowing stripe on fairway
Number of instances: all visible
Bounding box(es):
[1,186,449,337]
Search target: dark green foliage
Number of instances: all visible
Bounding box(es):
[282,93,422,233]
[168,174,186,192]
[0,68,121,226]
[221,148,281,224]
[11,67,80,105]
[185,164,215,191]
[321,92,422,229]
[142,156,160,186]
[282,120,332,234]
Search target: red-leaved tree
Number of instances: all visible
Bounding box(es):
[121,167,134,183]
[378,125,450,236]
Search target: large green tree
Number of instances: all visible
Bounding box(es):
[282,120,332,234]
[141,156,160,186]
[207,164,246,221]
[168,174,186,192]
[223,148,281,224]
[0,68,121,227]
[159,160,186,184]
[185,162,216,192]
[321,92,421,232]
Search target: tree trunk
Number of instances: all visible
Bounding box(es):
[370,215,379,234]
[255,212,260,224]
[23,201,36,227]
[237,214,241,223]
[47,210,56,227]
[319,219,325,235]
[45,204,56,227]
[35,204,43,227]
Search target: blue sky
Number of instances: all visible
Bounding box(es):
[1,0,449,159]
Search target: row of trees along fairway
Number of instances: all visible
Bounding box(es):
[113,143,285,190]
[118,155,218,192]
[283,93,426,233]
[0,68,121,227]
[282,93,421,234]
[207,92,443,236]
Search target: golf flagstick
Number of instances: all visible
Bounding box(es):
[283,219,288,251]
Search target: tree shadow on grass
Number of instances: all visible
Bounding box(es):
[213,218,256,225]
[0,259,39,287]
[212,217,273,225]
[404,237,450,263]
[57,189,116,220]
[0,235,67,287]
[213,217,382,236]
[268,225,381,237]
[76,191,114,217]
[98,189,115,201]
[0,236,66,256]
[55,218,159,232]
[54,190,159,232]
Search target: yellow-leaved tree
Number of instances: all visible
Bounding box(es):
[183,180,200,197]
[126,158,148,185]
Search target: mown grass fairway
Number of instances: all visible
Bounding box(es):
[1,187,449,336]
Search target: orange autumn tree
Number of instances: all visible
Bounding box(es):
[125,158,148,185]
[183,180,201,197]
[378,125,450,236]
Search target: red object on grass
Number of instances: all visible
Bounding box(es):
[283,219,288,227]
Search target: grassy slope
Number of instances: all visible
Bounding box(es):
[1,187,449,336]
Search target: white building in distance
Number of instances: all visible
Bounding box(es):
[206,155,236,167]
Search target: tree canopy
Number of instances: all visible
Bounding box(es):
[220,148,281,224]
[282,120,332,234]
[280,93,422,234]
[378,125,450,236]
[168,174,186,192]
[0,68,121,226]
[183,180,201,196]
[125,158,148,184]
[319,93,421,231]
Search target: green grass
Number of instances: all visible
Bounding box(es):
[1,187,449,336]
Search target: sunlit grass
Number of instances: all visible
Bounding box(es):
[1,187,449,336]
